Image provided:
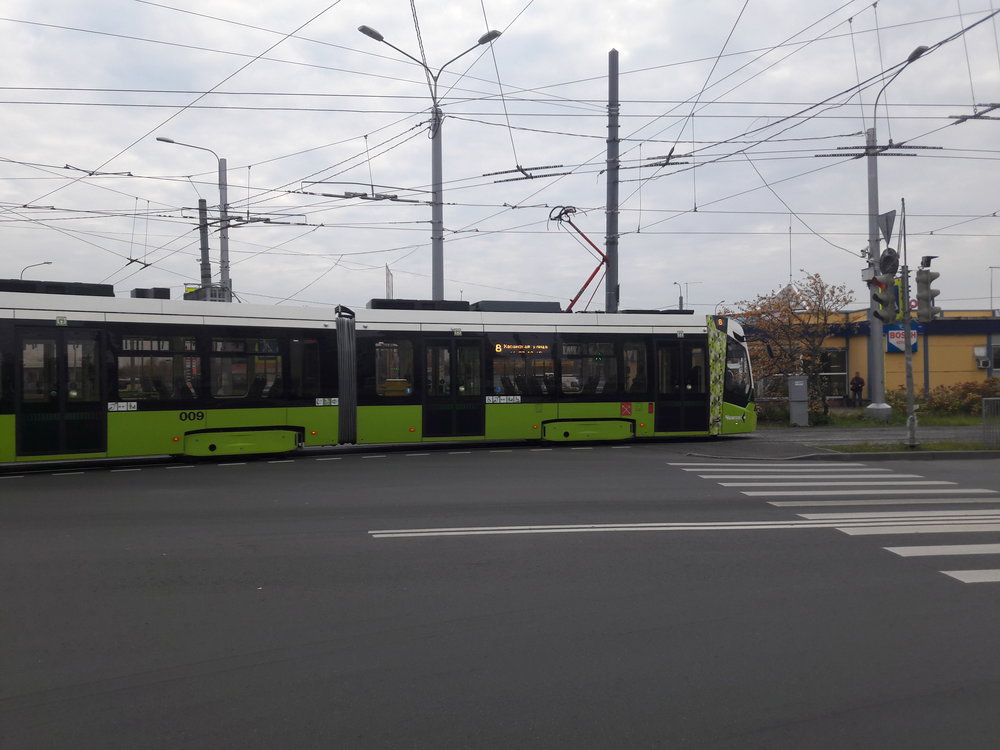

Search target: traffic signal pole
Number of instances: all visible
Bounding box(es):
[866,127,891,420]
[900,200,918,447]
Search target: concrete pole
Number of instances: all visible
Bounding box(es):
[431,107,444,301]
[218,157,232,302]
[865,128,890,419]
[197,199,212,289]
[605,49,620,313]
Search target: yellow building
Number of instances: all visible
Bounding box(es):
[821,309,998,400]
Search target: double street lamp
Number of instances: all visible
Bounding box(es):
[358,24,501,301]
[156,136,233,302]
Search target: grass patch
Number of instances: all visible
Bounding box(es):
[830,440,992,453]
[756,408,980,428]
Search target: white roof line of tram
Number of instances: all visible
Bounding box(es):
[0,292,715,333]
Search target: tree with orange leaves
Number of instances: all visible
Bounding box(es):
[726,272,854,419]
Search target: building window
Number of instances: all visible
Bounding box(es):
[819,349,847,398]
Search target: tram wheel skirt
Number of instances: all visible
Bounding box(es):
[183,429,300,456]
[541,419,634,442]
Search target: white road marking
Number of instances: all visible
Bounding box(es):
[703,474,925,480]
[884,544,1000,557]
[371,515,1000,539]
[448,451,472,455]
[361,455,386,459]
[722,480,955,487]
[681,463,892,474]
[405,453,430,457]
[941,570,1000,583]
[798,510,1000,520]
[315,456,342,461]
[490,450,513,453]
[0,475,24,480]
[111,468,142,473]
[54,472,84,476]
[165,465,194,469]
[771,497,1000,507]
[669,462,870,467]
[743,488,996,497]
[267,460,295,464]
[840,524,1000,535]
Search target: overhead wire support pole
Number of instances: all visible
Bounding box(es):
[155,136,233,302]
[605,49,620,313]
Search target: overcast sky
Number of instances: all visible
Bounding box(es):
[3,1,1000,314]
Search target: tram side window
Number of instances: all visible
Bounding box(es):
[212,338,281,399]
[374,340,414,397]
[560,341,617,396]
[489,339,553,396]
[288,338,321,398]
[21,339,57,403]
[117,336,200,401]
[724,339,753,407]
[623,342,648,395]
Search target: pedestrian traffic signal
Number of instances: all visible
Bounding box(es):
[915,267,942,322]
[871,273,898,323]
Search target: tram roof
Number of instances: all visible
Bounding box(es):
[0,288,722,336]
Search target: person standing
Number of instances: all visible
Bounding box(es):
[849,372,865,407]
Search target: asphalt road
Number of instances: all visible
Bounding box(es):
[3,443,1000,749]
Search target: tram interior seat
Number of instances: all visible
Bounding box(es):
[248,377,267,399]
[267,376,282,398]
[172,377,195,399]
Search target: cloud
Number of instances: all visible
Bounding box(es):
[1,0,999,312]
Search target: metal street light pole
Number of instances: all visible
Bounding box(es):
[156,136,232,302]
[990,266,1000,311]
[19,261,52,279]
[359,25,501,301]
[864,45,928,421]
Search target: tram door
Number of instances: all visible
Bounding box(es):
[654,337,709,432]
[16,328,106,455]
[423,338,484,438]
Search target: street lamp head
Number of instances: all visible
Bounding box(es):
[477,30,501,45]
[907,45,930,63]
[358,25,384,42]
[155,136,175,144]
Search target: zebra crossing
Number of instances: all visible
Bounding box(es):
[669,461,1000,584]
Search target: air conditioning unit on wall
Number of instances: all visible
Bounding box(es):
[977,359,991,369]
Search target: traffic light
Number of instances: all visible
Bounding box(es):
[879,248,899,275]
[915,267,942,322]
[871,273,898,323]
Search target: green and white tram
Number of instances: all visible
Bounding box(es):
[0,280,755,464]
